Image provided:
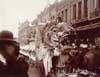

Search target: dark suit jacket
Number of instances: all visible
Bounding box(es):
[0,57,29,77]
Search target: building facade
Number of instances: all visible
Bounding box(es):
[32,0,100,46]
[19,0,100,47]
[18,20,32,45]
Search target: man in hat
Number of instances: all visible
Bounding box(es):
[0,30,29,77]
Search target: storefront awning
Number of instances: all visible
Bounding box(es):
[76,23,100,31]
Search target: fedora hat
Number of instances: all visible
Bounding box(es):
[0,30,19,46]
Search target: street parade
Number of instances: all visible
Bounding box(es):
[20,15,100,77]
[0,0,100,77]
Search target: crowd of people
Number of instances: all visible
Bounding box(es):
[33,17,100,77]
[0,18,100,77]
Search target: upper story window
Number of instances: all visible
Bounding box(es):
[65,9,68,22]
[62,11,64,21]
[97,0,100,9]
[73,4,76,20]
[78,1,82,19]
[84,0,88,18]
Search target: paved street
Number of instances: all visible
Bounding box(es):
[28,66,99,77]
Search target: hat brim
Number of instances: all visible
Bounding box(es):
[0,39,19,47]
[0,38,16,42]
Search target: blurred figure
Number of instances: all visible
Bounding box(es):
[0,30,29,77]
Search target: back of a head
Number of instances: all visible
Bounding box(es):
[0,30,20,57]
[0,30,13,49]
[0,30,19,44]
[0,30,14,41]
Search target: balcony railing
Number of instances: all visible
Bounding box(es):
[90,9,100,19]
